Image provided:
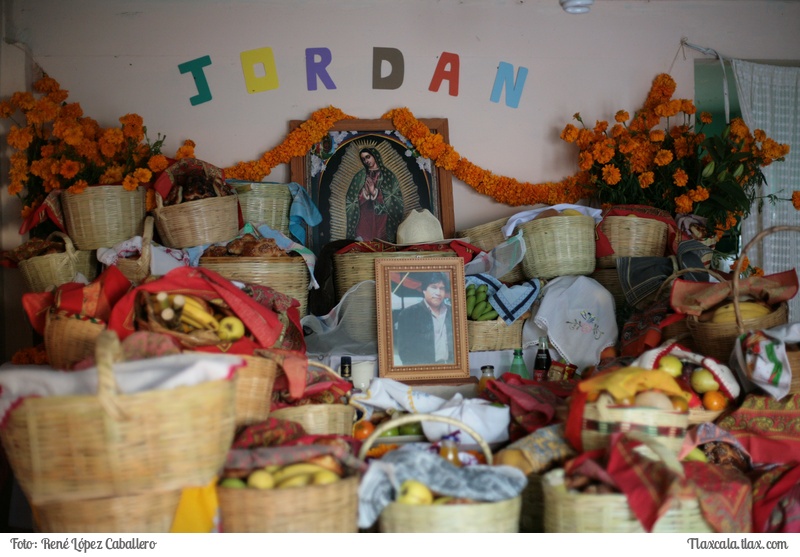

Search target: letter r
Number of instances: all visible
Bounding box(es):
[306,47,336,91]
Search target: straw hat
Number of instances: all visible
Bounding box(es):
[396,209,444,245]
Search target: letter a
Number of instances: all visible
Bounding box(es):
[240,47,280,93]
[306,48,336,91]
[373,47,404,90]
[178,55,213,106]
[429,52,460,96]
[490,61,528,108]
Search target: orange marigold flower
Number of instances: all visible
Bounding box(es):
[0,100,14,118]
[792,191,800,210]
[560,124,579,143]
[673,169,689,187]
[578,151,593,171]
[122,174,140,191]
[148,154,169,173]
[592,140,615,165]
[67,180,88,194]
[119,113,144,140]
[594,120,608,134]
[729,118,750,140]
[638,172,655,189]
[654,149,673,166]
[601,164,622,185]
[699,112,713,124]
[614,110,629,123]
[674,194,693,214]
[649,129,665,142]
[7,125,34,150]
[59,159,80,179]
[33,75,61,94]
[688,186,710,202]
[680,99,697,115]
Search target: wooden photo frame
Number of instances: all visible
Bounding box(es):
[289,118,454,254]
[375,257,469,384]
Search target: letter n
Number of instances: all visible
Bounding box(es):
[373,47,404,90]
[490,61,528,108]
[240,47,280,93]
[429,52,460,96]
[306,47,336,91]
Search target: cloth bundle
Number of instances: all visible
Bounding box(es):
[730,322,800,400]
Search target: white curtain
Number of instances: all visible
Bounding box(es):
[733,59,800,322]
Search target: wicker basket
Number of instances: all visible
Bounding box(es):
[520,215,596,280]
[61,185,146,250]
[357,414,522,533]
[115,215,154,285]
[234,354,279,427]
[217,474,359,533]
[597,215,669,268]
[333,250,457,302]
[44,311,106,370]
[153,193,239,249]
[685,226,799,363]
[687,407,724,425]
[199,255,309,316]
[590,268,625,310]
[236,182,292,236]
[1,330,236,505]
[579,394,689,455]
[19,232,98,293]
[467,313,528,352]
[789,350,800,395]
[457,217,525,283]
[542,434,715,533]
[33,489,182,533]
[270,403,356,436]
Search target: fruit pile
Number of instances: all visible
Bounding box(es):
[700,300,774,324]
[466,284,497,321]
[353,411,425,440]
[219,455,345,491]
[396,479,480,506]
[142,291,248,344]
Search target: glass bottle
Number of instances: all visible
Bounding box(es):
[477,365,496,394]
[533,336,552,382]
[339,356,353,385]
[508,348,530,379]
[439,438,461,467]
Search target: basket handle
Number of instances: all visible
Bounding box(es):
[653,266,726,301]
[140,215,154,262]
[357,413,493,465]
[45,231,78,261]
[731,225,800,334]
[624,431,684,478]
[94,330,128,421]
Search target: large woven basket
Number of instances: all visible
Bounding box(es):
[520,215,596,280]
[115,215,154,285]
[1,330,237,505]
[457,217,525,283]
[19,232,98,293]
[217,474,359,533]
[33,489,182,533]
[44,311,106,370]
[270,403,356,436]
[236,181,292,236]
[61,185,146,250]
[234,354,279,427]
[199,255,309,316]
[333,250,457,302]
[789,349,800,395]
[467,313,528,352]
[153,193,239,249]
[597,215,669,268]
[542,434,715,533]
[357,414,521,533]
[685,226,798,363]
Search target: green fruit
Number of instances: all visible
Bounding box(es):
[379,427,400,437]
[466,294,476,316]
[219,477,247,489]
[471,301,488,320]
[477,308,499,321]
[398,422,424,436]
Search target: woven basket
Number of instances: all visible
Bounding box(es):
[236,182,292,236]
[467,313,528,352]
[590,268,625,309]
[199,255,309,316]
[1,330,236,505]
[19,232,98,293]
[234,354,279,427]
[44,311,106,370]
[597,215,669,268]
[217,474,359,533]
[33,489,182,533]
[789,350,800,395]
[579,394,689,455]
[685,226,799,363]
[357,414,521,533]
[153,193,239,249]
[688,407,724,425]
[520,215,596,280]
[333,250,457,302]
[542,434,714,533]
[61,185,146,250]
[115,215,154,285]
[457,217,525,283]
[270,403,356,436]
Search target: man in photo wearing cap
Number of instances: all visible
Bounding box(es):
[393,271,454,365]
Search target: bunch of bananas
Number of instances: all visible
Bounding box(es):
[151,292,247,342]
[466,283,499,321]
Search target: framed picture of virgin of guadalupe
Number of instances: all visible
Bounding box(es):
[289,118,455,254]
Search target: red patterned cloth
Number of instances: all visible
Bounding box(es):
[18,191,66,236]
[751,463,800,533]
[269,358,352,409]
[619,298,688,358]
[231,417,308,449]
[717,392,800,465]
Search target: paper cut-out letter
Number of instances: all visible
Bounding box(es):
[489,61,528,108]
[429,52,460,96]
[240,47,280,93]
[306,48,336,91]
[178,55,213,106]
[373,47,404,90]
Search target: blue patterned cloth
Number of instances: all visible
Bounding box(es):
[465,273,540,325]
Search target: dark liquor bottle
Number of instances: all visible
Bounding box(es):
[533,337,552,382]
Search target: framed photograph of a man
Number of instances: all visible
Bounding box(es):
[289,118,455,255]
[375,257,470,384]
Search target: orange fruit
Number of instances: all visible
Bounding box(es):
[670,396,689,412]
[702,390,728,411]
[352,420,376,440]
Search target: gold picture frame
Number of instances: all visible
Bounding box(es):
[375,257,470,384]
[289,118,454,254]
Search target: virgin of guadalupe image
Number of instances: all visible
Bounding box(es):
[327,139,422,245]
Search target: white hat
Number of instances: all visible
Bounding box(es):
[396,209,444,245]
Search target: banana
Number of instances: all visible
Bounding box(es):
[710,301,772,324]
[180,302,220,331]
[466,284,476,295]
[271,462,330,484]
[471,300,488,320]
[311,470,341,485]
[466,293,476,316]
[477,308,499,321]
[276,473,313,489]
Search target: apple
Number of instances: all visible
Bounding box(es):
[379,426,400,437]
[690,369,720,394]
[657,355,683,377]
[218,316,246,342]
[398,422,424,436]
[397,479,434,505]
[246,469,275,489]
[219,477,246,489]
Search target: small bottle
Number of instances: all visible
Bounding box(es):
[477,365,496,394]
[439,436,461,467]
[340,356,353,385]
[533,337,552,382]
[509,348,530,380]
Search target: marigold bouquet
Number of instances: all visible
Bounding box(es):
[0,73,169,227]
[560,73,794,238]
